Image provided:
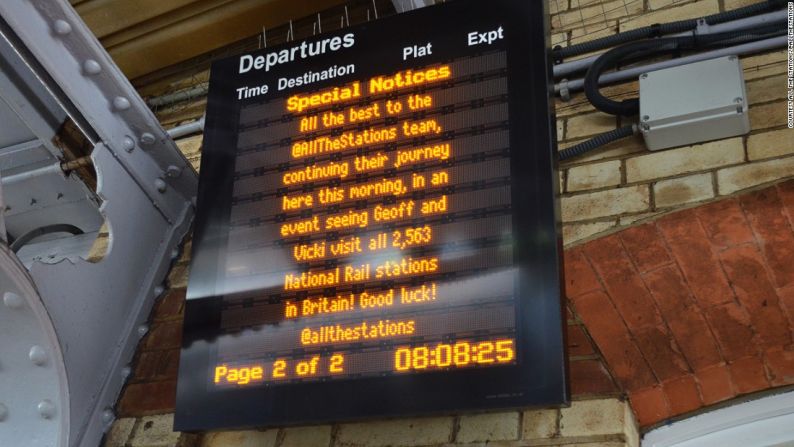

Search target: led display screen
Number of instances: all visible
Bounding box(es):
[175,0,566,431]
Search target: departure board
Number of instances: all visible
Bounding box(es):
[175,0,566,431]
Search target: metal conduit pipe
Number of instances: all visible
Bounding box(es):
[146,84,209,108]
[553,9,787,79]
[554,35,786,95]
[167,115,206,139]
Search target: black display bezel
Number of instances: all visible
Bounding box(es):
[175,0,567,431]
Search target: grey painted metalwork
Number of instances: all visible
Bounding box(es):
[0,241,70,447]
[0,1,198,447]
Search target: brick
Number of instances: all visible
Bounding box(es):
[695,363,735,405]
[764,347,794,386]
[619,211,664,226]
[134,351,163,382]
[145,320,183,350]
[456,412,519,443]
[626,138,744,183]
[564,247,603,298]
[104,418,136,447]
[747,129,794,161]
[281,425,332,447]
[562,186,650,222]
[132,350,179,383]
[560,398,629,437]
[554,0,643,31]
[632,325,690,381]
[118,381,177,416]
[619,223,672,273]
[571,290,656,390]
[522,409,559,440]
[724,0,760,8]
[728,355,770,394]
[719,245,791,347]
[694,199,755,250]
[749,100,789,130]
[567,160,622,192]
[130,414,180,447]
[747,75,790,105]
[657,211,735,307]
[742,50,788,81]
[570,359,619,395]
[705,303,756,362]
[643,266,723,370]
[167,263,190,289]
[568,21,620,60]
[201,430,278,447]
[551,31,568,47]
[654,173,715,208]
[563,221,617,245]
[86,234,110,262]
[741,188,794,289]
[718,156,794,196]
[584,235,664,331]
[175,134,203,159]
[558,118,566,141]
[566,112,617,140]
[779,179,794,224]
[619,0,719,31]
[153,289,185,321]
[662,375,702,416]
[559,134,645,162]
[567,325,596,357]
[779,284,794,328]
[336,416,453,446]
[628,386,670,427]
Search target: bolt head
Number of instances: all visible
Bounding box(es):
[3,292,24,309]
[140,133,156,145]
[154,285,165,296]
[734,97,743,104]
[137,325,149,337]
[642,115,650,122]
[113,97,131,111]
[121,366,132,379]
[122,136,135,153]
[102,408,115,424]
[53,20,71,35]
[29,345,48,366]
[171,248,180,260]
[640,73,648,79]
[37,400,55,419]
[166,165,182,178]
[154,178,167,193]
[83,59,102,75]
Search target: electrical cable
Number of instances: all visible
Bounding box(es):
[559,125,637,161]
[552,0,785,61]
[583,25,785,116]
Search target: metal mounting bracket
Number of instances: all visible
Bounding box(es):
[0,1,198,446]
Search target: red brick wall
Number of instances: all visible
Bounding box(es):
[567,179,794,427]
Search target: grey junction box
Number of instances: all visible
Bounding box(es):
[639,55,750,151]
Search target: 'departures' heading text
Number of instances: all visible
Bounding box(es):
[239,33,355,74]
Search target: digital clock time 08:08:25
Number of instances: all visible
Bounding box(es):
[394,338,516,371]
